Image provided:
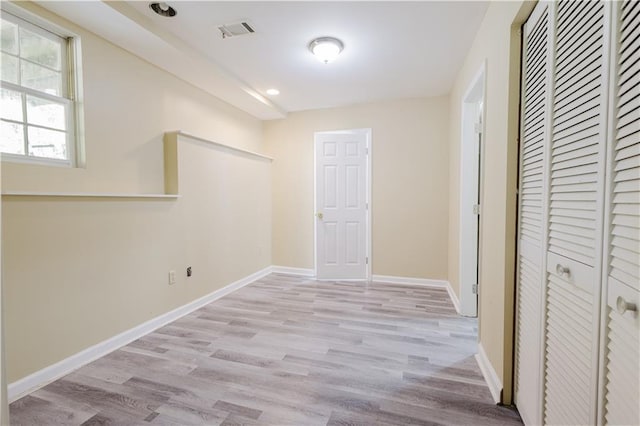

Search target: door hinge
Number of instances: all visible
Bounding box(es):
[473,204,481,215]
[366,257,369,265]
[472,284,478,294]
[474,122,482,134]
[365,147,369,155]
[366,202,369,210]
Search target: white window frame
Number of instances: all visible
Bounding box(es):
[0,4,84,168]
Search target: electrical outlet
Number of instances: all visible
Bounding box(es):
[187,267,192,277]
[168,270,176,285]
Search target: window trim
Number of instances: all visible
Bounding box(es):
[0,3,85,168]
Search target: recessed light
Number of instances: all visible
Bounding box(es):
[149,2,177,17]
[309,37,344,64]
[266,89,280,96]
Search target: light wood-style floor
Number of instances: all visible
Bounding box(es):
[10,273,522,425]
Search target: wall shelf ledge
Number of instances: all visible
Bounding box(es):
[1,191,180,199]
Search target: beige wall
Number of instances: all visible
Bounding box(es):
[1,3,271,383]
[0,160,8,424]
[265,97,449,280]
[2,5,263,194]
[448,1,534,404]
[2,0,536,408]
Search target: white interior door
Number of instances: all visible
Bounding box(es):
[315,130,370,280]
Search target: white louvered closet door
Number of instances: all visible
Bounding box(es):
[544,1,609,425]
[514,3,550,425]
[600,1,640,424]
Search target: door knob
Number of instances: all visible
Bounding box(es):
[556,264,570,277]
[616,296,637,315]
[316,212,323,220]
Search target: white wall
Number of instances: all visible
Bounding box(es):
[265,97,450,280]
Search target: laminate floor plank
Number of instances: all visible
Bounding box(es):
[10,274,521,425]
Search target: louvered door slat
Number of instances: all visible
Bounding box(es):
[523,150,543,164]
[556,0,591,32]
[554,76,600,110]
[551,214,595,230]
[609,0,640,292]
[525,73,547,102]
[524,146,544,158]
[524,101,546,126]
[552,155,598,175]
[620,40,640,61]
[611,257,639,279]
[515,3,550,424]
[556,2,600,51]
[555,54,602,98]
[547,318,591,356]
[611,233,639,251]
[613,240,639,262]
[619,56,640,88]
[555,169,597,186]
[613,192,640,204]
[618,73,640,106]
[603,282,640,425]
[551,128,599,152]
[617,116,640,141]
[545,272,594,425]
[548,0,605,266]
[615,141,640,161]
[609,328,637,365]
[621,3,640,35]
[556,27,603,78]
[622,0,639,15]
[546,354,591,400]
[550,207,596,220]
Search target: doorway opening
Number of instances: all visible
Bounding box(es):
[314,129,371,281]
[459,64,486,317]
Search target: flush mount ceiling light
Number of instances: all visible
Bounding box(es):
[309,37,344,64]
[266,89,280,96]
[149,2,177,17]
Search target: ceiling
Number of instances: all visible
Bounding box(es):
[37,1,489,120]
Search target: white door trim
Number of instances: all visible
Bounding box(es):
[314,128,372,281]
[459,62,486,317]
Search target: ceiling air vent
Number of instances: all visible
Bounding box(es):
[218,21,255,39]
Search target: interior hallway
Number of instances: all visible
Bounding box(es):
[9,274,521,425]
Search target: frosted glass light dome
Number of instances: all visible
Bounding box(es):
[309,37,344,64]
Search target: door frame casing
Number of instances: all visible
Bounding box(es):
[459,62,487,317]
[313,128,372,281]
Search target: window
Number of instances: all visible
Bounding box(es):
[0,10,81,166]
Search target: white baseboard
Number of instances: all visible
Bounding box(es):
[445,282,461,314]
[372,274,463,313]
[8,266,272,402]
[475,342,503,404]
[371,274,448,288]
[8,267,467,403]
[271,265,315,277]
